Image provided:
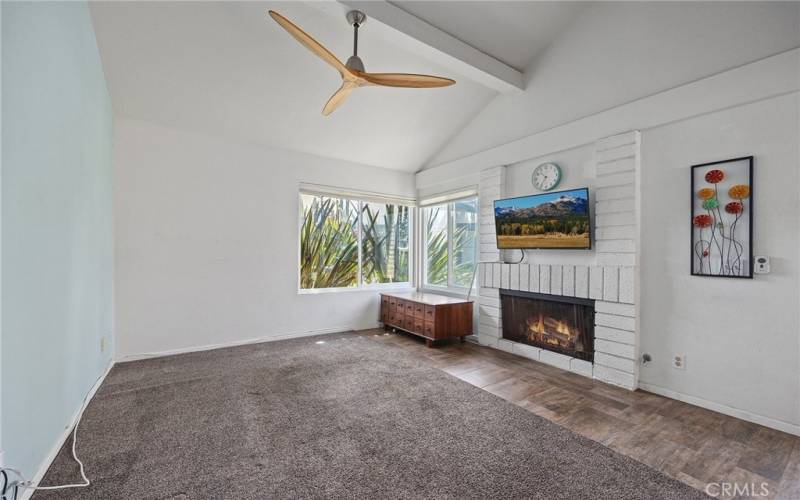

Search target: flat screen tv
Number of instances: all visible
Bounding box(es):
[494,188,591,249]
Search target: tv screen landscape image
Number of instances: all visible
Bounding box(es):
[494,188,591,249]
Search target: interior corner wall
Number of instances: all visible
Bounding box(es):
[639,92,800,432]
[113,118,416,359]
[1,1,114,478]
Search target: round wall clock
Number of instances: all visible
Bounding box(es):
[532,162,562,191]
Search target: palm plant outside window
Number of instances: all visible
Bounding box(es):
[299,193,411,290]
[423,198,478,290]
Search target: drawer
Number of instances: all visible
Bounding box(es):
[423,305,436,322]
[388,312,398,325]
[381,296,389,307]
[388,296,398,307]
[413,319,425,334]
[404,302,415,316]
[380,306,388,322]
[412,302,425,319]
[424,321,435,337]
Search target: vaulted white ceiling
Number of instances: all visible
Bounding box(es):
[89,1,584,171]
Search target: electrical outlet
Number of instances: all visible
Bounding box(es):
[672,354,686,370]
[100,337,106,353]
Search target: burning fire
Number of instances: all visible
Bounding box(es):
[526,312,576,348]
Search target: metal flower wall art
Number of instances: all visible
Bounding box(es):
[691,157,753,278]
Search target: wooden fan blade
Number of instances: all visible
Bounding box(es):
[268,10,350,77]
[322,81,357,116]
[357,72,455,88]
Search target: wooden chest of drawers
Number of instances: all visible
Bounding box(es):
[380,292,473,347]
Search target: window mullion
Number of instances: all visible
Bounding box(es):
[447,203,454,288]
[357,199,363,288]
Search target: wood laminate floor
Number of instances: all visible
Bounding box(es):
[366,328,800,500]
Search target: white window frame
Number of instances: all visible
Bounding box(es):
[419,195,479,296]
[297,189,416,294]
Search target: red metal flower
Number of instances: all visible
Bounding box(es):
[704,169,725,184]
[693,214,713,228]
[725,201,743,214]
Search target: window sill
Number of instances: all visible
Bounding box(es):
[417,286,473,299]
[298,283,415,295]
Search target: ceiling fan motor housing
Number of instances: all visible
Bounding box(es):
[345,11,367,72]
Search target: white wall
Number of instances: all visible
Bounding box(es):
[114,118,415,359]
[427,1,800,168]
[2,1,114,478]
[639,93,799,431]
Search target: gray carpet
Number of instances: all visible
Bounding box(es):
[35,331,707,499]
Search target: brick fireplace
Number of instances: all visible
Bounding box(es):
[476,131,640,390]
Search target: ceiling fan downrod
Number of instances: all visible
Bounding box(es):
[345,10,366,72]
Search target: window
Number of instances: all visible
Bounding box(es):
[299,192,411,290]
[423,197,478,290]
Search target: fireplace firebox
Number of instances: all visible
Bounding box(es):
[499,289,595,362]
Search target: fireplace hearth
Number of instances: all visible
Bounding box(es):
[500,289,595,362]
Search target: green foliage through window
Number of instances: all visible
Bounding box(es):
[300,194,411,289]
[424,198,477,289]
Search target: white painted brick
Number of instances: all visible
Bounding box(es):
[602,267,619,302]
[480,206,494,218]
[596,240,636,253]
[479,287,499,298]
[593,364,636,390]
[479,332,499,348]
[479,314,501,328]
[594,326,635,344]
[619,267,635,304]
[595,301,636,317]
[497,339,514,353]
[519,265,530,292]
[575,266,589,298]
[529,264,540,292]
[596,143,636,164]
[511,342,541,361]
[596,131,637,151]
[492,263,502,288]
[479,175,503,188]
[484,263,493,288]
[595,312,635,331]
[479,295,500,308]
[596,157,635,176]
[480,185,501,199]
[501,264,510,289]
[589,266,604,299]
[539,265,551,294]
[479,304,500,319]
[595,198,635,214]
[594,352,637,373]
[481,251,500,263]
[596,212,636,227]
[595,225,636,240]
[539,350,571,370]
[595,171,635,188]
[509,264,520,290]
[480,165,506,178]
[597,253,636,267]
[480,242,499,253]
[595,339,636,359]
[480,233,498,244]
[478,322,500,335]
[569,359,593,377]
[562,265,575,297]
[550,265,562,295]
[596,185,635,201]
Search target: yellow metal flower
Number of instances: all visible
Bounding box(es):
[697,188,715,200]
[728,184,750,199]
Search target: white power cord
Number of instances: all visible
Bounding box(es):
[1,370,103,494]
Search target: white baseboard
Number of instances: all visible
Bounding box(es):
[19,360,115,500]
[638,382,800,437]
[117,322,382,362]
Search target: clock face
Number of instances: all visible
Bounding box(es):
[532,162,561,191]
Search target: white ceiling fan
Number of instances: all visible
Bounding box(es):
[268,10,456,116]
